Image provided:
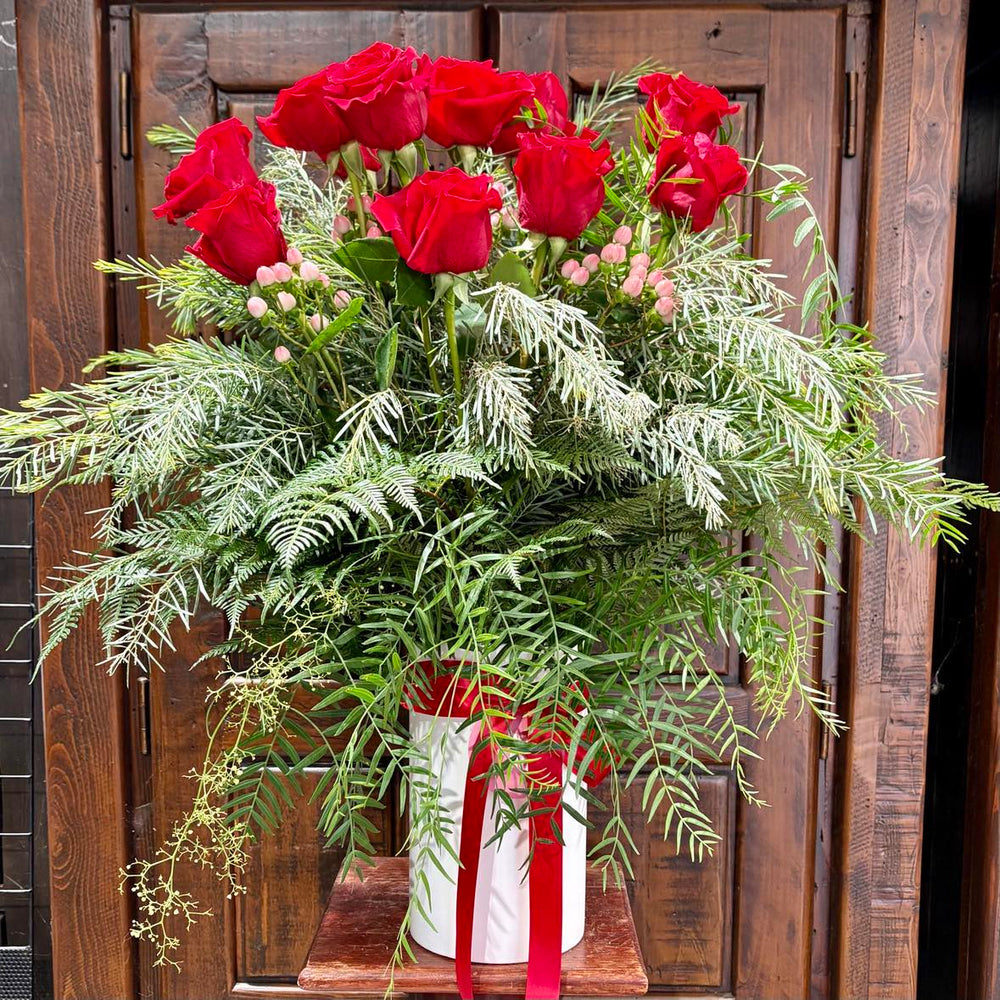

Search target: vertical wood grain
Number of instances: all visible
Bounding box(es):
[15,0,135,997]
[834,2,970,997]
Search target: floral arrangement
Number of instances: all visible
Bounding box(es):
[2,43,995,992]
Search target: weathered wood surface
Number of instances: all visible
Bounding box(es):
[298,857,648,997]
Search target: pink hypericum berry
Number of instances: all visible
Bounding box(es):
[299,260,321,283]
[600,243,626,265]
[622,275,644,297]
[654,295,675,320]
[256,265,276,287]
[629,263,648,280]
[333,290,352,310]
[613,225,633,246]
[631,252,650,268]
[333,214,353,236]
[308,312,328,333]
[286,247,304,266]
[492,180,508,198]
[349,193,374,211]
[654,278,675,298]
[366,224,382,238]
[570,267,590,287]
[272,262,293,282]
[276,291,296,312]
[560,259,580,279]
[318,273,331,289]
[490,212,501,228]
[274,345,292,363]
[646,268,665,287]
[581,253,600,273]
[246,296,268,318]
[501,209,518,229]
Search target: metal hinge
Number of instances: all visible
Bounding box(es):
[844,70,858,158]
[136,675,150,755]
[118,69,133,160]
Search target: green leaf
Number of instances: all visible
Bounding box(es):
[375,326,399,390]
[333,237,399,284]
[489,252,535,295]
[303,297,363,354]
[394,259,433,307]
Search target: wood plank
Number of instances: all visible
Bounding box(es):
[15,0,135,997]
[834,2,970,998]
[298,857,648,996]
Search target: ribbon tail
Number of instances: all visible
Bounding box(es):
[526,785,564,1000]
[456,733,492,1000]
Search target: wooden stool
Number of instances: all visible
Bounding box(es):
[298,856,648,998]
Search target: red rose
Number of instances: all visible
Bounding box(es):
[370,168,502,275]
[185,181,287,285]
[257,68,351,160]
[327,42,431,151]
[513,130,614,240]
[491,71,570,155]
[425,57,534,148]
[153,118,257,224]
[646,132,748,233]
[638,72,739,147]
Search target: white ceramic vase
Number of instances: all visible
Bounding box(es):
[408,708,587,963]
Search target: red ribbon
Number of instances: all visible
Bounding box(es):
[404,661,609,1000]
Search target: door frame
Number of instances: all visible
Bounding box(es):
[14,2,968,998]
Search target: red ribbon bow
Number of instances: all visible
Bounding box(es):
[405,661,610,1000]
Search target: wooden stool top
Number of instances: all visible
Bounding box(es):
[298,856,648,997]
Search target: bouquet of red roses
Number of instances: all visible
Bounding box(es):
[1,44,994,994]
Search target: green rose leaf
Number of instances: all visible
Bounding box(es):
[394,259,434,307]
[333,237,399,284]
[375,325,399,390]
[489,252,535,295]
[303,296,363,354]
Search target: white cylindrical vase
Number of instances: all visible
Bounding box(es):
[408,709,587,964]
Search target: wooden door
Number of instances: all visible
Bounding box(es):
[119,8,482,999]
[113,5,855,999]
[493,7,848,1000]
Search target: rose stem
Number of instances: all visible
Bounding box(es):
[531,240,549,288]
[443,287,462,404]
[348,168,368,233]
[418,309,444,395]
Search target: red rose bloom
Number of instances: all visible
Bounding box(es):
[326,42,431,151]
[513,130,614,240]
[257,68,351,160]
[371,168,502,275]
[491,71,570,155]
[425,57,534,148]
[153,118,257,224]
[647,132,748,233]
[638,72,740,147]
[185,181,287,285]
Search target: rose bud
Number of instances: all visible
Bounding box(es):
[185,181,287,286]
[308,312,329,332]
[246,296,268,318]
[654,277,675,298]
[153,118,256,224]
[276,291,297,311]
[333,214,353,236]
[613,225,633,245]
[631,252,650,268]
[570,267,590,286]
[299,260,321,282]
[654,295,675,320]
[560,259,580,278]
[333,289,353,310]
[582,253,600,273]
[622,275,644,297]
[600,243,626,265]
[272,261,293,282]
[371,167,502,275]
[286,247,304,266]
[647,133,748,232]
[273,345,292,363]
[513,129,614,241]
[646,268,665,287]
[256,265,277,287]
